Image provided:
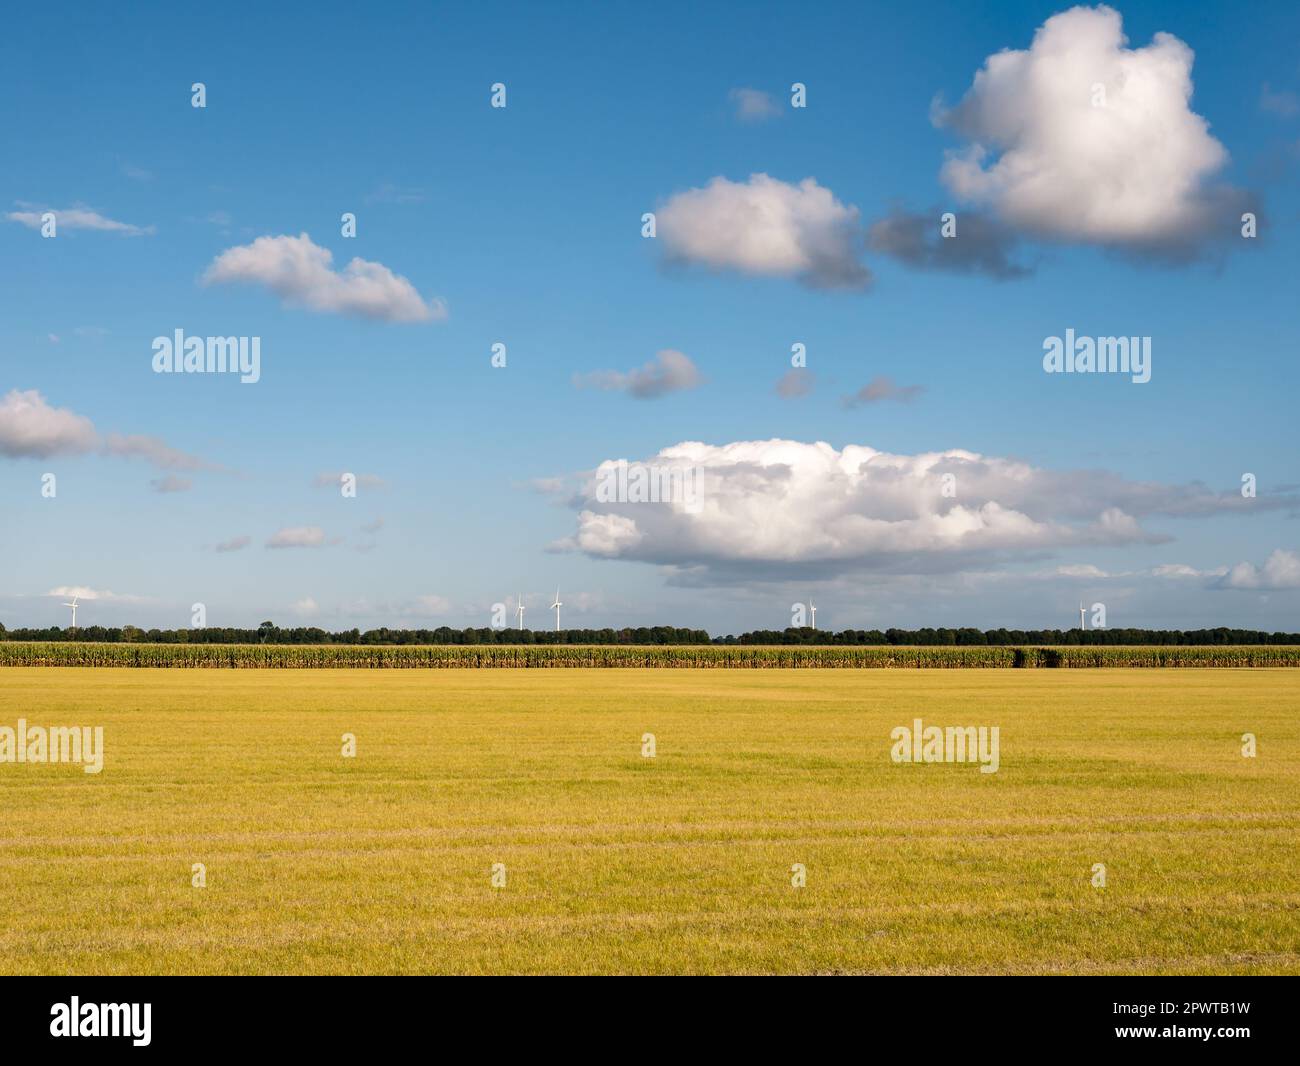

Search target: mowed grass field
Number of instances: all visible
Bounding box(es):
[1,667,1297,975]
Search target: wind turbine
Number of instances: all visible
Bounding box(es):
[63,594,79,633]
[1078,602,1087,631]
[515,593,526,630]
[550,588,563,632]
[809,599,817,631]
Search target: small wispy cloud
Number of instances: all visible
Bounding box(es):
[575,349,702,399]
[1260,83,1299,118]
[405,594,452,615]
[312,471,387,490]
[149,475,192,493]
[103,433,220,471]
[728,87,780,123]
[776,368,814,398]
[46,585,147,604]
[203,233,445,323]
[215,535,251,553]
[841,376,924,408]
[364,182,427,205]
[6,202,154,236]
[266,526,328,549]
[1152,563,1224,580]
[1052,564,1111,579]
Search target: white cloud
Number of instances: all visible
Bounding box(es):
[575,349,703,399]
[292,597,320,617]
[215,536,251,553]
[266,526,328,549]
[656,174,871,289]
[934,5,1248,256]
[569,511,644,557]
[1218,549,1300,590]
[203,233,445,322]
[0,390,219,476]
[552,439,1286,582]
[729,88,780,123]
[6,203,153,235]
[0,389,99,458]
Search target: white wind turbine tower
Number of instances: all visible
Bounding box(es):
[63,594,79,633]
[515,593,526,630]
[1078,602,1087,631]
[809,599,817,630]
[550,588,563,632]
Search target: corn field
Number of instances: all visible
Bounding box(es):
[1042,645,1300,668]
[1,642,1298,668]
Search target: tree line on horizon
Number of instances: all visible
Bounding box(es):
[1,621,1297,646]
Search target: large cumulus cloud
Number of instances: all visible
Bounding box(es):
[551,439,1297,583]
[934,4,1252,259]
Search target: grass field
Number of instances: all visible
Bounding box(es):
[1,667,1297,975]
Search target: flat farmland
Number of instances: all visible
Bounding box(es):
[1,667,1296,974]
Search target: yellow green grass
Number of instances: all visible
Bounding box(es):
[1,667,1297,974]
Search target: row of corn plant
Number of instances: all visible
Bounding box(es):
[1048,645,1300,667]
[2,642,1296,668]
[0,642,1021,668]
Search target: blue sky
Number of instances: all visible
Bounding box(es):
[2,0,1298,634]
